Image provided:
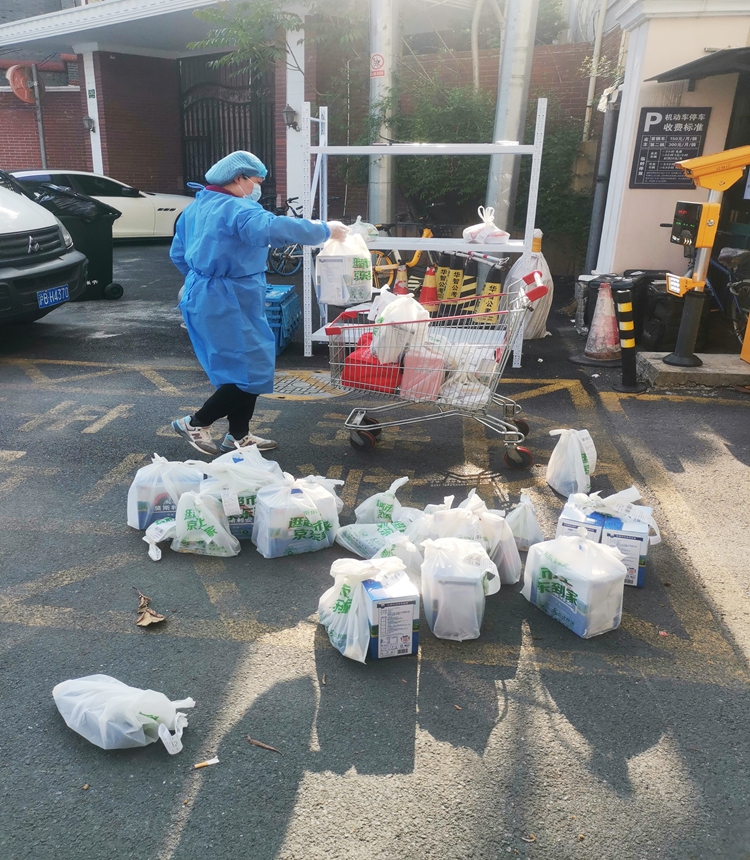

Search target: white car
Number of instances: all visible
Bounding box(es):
[10,170,194,239]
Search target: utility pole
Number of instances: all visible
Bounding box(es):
[368,0,397,225]
[485,0,540,232]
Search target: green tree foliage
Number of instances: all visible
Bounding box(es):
[389,81,496,222]
[190,1,303,74]
[536,0,567,45]
[514,93,593,264]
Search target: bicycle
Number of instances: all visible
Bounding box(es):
[658,223,750,344]
[370,213,455,290]
[265,196,345,276]
[267,197,305,276]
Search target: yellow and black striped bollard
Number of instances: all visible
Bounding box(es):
[612,283,647,393]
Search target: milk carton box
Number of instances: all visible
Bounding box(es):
[362,573,420,660]
[555,499,606,541]
[602,516,649,587]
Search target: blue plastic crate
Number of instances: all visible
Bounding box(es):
[265,284,301,354]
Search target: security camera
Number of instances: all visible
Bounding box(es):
[676,144,750,190]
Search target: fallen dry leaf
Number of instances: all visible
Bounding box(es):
[321,674,326,686]
[521,834,536,843]
[247,736,281,755]
[82,784,89,791]
[453,705,463,711]
[578,834,586,841]
[133,587,166,627]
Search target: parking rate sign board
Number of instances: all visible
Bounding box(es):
[629,107,711,189]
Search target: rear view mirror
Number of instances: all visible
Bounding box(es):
[121,187,141,198]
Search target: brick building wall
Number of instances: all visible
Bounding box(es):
[94,52,183,194]
[0,90,90,171]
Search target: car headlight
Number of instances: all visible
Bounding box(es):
[55,217,74,249]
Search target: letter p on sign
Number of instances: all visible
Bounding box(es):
[644,111,662,132]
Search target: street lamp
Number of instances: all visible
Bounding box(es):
[281,104,300,132]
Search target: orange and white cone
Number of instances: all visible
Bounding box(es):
[419,266,439,313]
[393,264,409,295]
[570,282,622,366]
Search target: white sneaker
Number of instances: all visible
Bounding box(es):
[172,416,221,455]
[221,432,277,452]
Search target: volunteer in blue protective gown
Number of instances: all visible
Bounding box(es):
[169,150,350,455]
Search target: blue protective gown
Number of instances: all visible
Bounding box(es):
[170,189,329,394]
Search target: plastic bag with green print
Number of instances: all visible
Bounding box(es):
[318,557,408,663]
[170,491,240,557]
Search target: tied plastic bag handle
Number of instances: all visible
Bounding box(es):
[477,205,495,225]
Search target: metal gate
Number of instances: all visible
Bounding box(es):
[179,55,275,195]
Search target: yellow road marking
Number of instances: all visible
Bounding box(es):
[0,465,58,495]
[18,401,76,432]
[80,453,148,503]
[0,450,26,462]
[81,404,134,434]
[137,367,183,395]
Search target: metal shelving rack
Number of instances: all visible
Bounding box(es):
[300,98,547,367]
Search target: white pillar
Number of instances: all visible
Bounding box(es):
[75,47,104,175]
[595,22,648,273]
[485,0,540,232]
[368,0,397,224]
[285,28,306,202]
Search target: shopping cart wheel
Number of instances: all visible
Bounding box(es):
[350,430,377,452]
[504,446,534,470]
[104,282,124,300]
[361,416,382,437]
[511,418,530,437]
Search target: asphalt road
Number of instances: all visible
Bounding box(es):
[1,242,749,860]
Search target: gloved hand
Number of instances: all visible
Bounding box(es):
[326,220,350,242]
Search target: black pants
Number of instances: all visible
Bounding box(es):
[192,384,258,439]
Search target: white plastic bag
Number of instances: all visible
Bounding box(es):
[143,517,177,561]
[171,491,240,557]
[252,474,339,558]
[521,530,627,638]
[126,455,204,530]
[546,429,597,496]
[372,534,423,592]
[455,489,522,584]
[567,486,661,545]
[297,475,345,514]
[370,295,430,364]
[315,231,373,305]
[438,372,492,409]
[505,493,545,551]
[198,453,286,539]
[52,674,195,753]
[318,557,407,663]
[506,229,554,339]
[335,520,407,558]
[421,538,500,641]
[462,206,511,244]
[349,215,380,243]
[355,476,409,523]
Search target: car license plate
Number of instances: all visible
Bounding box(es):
[37,285,69,309]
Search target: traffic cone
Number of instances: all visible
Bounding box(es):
[455,257,478,314]
[444,254,464,301]
[435,252,451,300]
[570,281,622,366]
[393,264,409,295]
[476,263,504,325]
[419,266,439,313]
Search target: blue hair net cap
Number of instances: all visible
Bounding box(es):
[205,151,268,185]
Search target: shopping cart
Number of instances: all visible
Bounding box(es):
[324,274,547,468]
